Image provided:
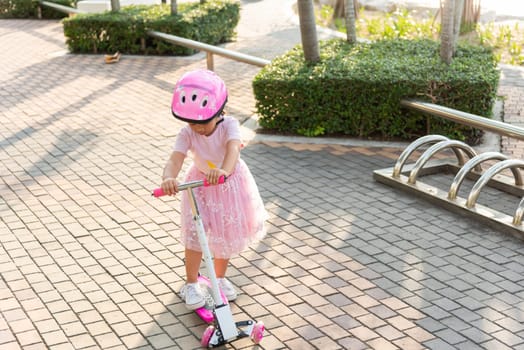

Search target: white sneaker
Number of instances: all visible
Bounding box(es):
[180,283,205,310]
[218,278,237,301]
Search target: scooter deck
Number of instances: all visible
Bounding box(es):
[193,275,228,323]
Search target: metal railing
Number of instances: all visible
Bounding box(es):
[401,99,524,141]
[37,1,271,70]
[147,31,270,70]
[39,0,85,15]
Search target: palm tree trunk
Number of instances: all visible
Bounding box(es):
[333,0,359,19]
[453,0,464,50]
[171,0,177,15]
[462,0,481,32]
[110,0,120,12]
[344,0,357,43]
[297,0,320,63]
[440,0,455,64]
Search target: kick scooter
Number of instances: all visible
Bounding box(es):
[153,177,265,347]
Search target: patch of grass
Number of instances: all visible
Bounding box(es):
[475,21,524,65]
[318,5,523,66]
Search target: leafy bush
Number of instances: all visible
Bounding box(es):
[62,0,240,55]
[63,7,147,54]
[0,0,34,17]
[252,39,500,143]
[0,0,72,18]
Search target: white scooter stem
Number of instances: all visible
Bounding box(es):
[186,187,223,306]
[187,188,239,341]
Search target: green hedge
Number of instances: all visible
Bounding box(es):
[62,0,240,55]
[252,39,500,143]
[0,0,72,18]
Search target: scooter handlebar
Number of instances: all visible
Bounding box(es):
[152,175,226,197]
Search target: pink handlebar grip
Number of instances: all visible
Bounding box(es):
[152,188,165,197]
[152,175,226,197]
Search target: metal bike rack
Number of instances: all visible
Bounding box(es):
[374,134,524,239]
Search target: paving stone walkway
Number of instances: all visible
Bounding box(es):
[2,2,524,349]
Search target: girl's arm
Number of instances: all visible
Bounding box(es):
[161,151,186,195]
[207,139,241,184]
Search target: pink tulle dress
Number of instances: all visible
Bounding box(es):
[173,116,268,259]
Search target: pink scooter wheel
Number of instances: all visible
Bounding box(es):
[201,325,215,347]
[251,321,264,344]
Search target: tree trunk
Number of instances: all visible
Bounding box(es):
[440,0,454,64]
[171,0,177,15]
[462,0,480,32]
[334,0,359,19]
[453,0,464,50]
[344,0,357,43]
[110,0,120,12]
[297,0,320,63]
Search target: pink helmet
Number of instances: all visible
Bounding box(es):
[171,69,228,124]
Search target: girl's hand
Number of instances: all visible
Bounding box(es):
[206,168,227,185]
[161,177,179,196]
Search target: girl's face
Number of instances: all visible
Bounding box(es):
[188,116,219,136]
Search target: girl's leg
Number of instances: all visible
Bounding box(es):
[183,248,205,310]
[214,258,229,278]
[185,248,202,283]
[214,258,237,300]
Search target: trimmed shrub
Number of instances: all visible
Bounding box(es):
[0,0,71,18]
[0,0,34,17]
[252,39,500,143]
[62,0,240,55]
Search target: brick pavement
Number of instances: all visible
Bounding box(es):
[2,4,524,350]
[498,64,524,159]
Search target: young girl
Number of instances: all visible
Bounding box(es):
[160,69,267,310]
